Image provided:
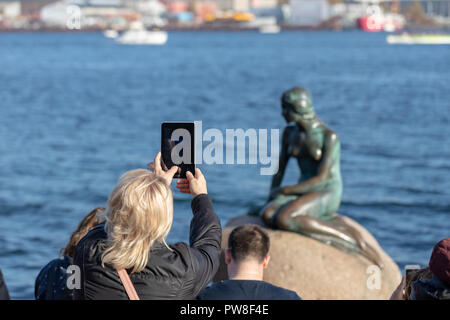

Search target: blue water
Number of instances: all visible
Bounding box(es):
[0,31,449,299]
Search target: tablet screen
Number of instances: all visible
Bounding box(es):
[161,122,195,179]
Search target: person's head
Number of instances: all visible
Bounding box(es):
[101,169,173,274]
[429,237,450,286]
[225,225,270,280]
[281,87,316,125]
[62,207,104,258]
[405,238,450,300]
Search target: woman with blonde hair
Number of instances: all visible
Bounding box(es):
[73,152,222,300]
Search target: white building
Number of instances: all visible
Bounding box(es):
[0,1,21,20]
[40,0,166,28]
[233,0,250,12]
[40,1,70,26]
[289,0,330,26]
[252,0,278,9]
[230,0,279,12]
[65,0,122,6]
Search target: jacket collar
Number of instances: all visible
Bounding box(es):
[411,275,450,300]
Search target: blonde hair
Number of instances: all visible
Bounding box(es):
[101,169,173,273]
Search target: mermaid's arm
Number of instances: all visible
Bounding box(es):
[270,126,291,191]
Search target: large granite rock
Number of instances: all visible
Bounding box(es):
[214,214,401,300]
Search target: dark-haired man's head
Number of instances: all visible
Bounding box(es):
[225,225,270,281]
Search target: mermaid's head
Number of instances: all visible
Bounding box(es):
[281,87,315,123]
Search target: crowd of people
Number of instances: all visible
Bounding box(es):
[0,152,448,300]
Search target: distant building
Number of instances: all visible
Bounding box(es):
[0,1,21,20]
[65,0,122,6]
[214,0,232,11]
[233,0,250,12]
[40,1,69,26]
[4,0,53,16]
[40,0,138,28]
[289,0,329,26]
[135,0,166,15]
[166,0,189,13]
[194,1,218,21]
[251,0,278,9]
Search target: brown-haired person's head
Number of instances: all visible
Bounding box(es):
[62,207,105,258]
[225,224,270,280]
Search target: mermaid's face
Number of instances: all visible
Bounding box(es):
[281,88,315,127]
[282,100,315,124]
[282,105,296,123]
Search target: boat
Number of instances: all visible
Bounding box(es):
[259,24,281,34]
[357,4,404,32]
[116,21,167,45]
[387,33,450,45]
[103,30,119,39]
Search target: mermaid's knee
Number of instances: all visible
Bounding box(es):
[275,211,294,231]
[262,211,272,226]
[261,206,277,227]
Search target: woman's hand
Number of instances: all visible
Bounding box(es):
[176,168,207,198]
[147,152,179,186]
[390,276,406,300]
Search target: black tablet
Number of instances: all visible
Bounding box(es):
[161,122,195,179]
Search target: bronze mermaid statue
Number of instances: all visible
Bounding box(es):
[259,87,383,267]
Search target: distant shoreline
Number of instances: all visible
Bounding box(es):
[0,26,336,33]
[0,25,447,33]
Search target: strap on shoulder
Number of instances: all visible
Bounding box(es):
[117,269,140,300]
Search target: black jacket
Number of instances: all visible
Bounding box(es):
[0,269,10,300]
[411,275,450,300]
[73,194,221,300]
[197,280,301,300]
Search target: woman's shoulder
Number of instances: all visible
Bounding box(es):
[148,242,193,269]
[37,256,72,278]
[74,223,107,260]
[79,223,106,245]
[35,256,73,299]
[151,241,190,260]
